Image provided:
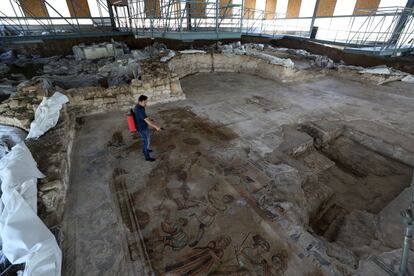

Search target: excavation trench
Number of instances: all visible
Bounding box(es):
[298,127,413,264]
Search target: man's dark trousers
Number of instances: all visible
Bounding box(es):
[138,129,150,159]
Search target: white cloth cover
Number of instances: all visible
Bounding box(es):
[26,92,69,140]
[0,142,61,276]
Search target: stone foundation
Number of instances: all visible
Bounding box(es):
[168,52,305,82]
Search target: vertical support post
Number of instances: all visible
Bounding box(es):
[216,0,219,33]
[126,2,132,30]
[260,10,264,35]
[107,0,117,30]
[389,0,414,45]
[68,0,82,32]
[309,0,320,38]
[114,5,120,27]
[240,0,244,33]
[186,0,191,30]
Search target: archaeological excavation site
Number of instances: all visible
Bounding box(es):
[1,0,414,275]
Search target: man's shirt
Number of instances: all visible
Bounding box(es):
[134,104,149,131]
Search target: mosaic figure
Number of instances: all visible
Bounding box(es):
[165,235,232,275]
[235,234,271,275]
[189,186,235,247]
[161,218,189,251]
[166,185,200,210]
[267,250,289,275]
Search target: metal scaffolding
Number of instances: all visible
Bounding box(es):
[0,0,130,41]
[343,7,414,56]
[0,0,413,56]
[128,0,243,40]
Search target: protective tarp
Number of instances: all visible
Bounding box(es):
[26,92,69,140]
[0,143,43,209]
[0,125,26,160]
[0,142,61,276]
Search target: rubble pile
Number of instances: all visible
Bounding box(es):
[0,42,157,91]
[98,58,141,86]
[0,63,10,74]
[132,42,176,62]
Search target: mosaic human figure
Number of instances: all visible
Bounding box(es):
[235,234,271,275]
[145,217,189,253]
[166,185,200,210]
[165,235,232,275]
[161,218,190,251]
[189,186,235,247]
[267,250,289,275]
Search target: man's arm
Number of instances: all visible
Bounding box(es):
[144,117,161,131]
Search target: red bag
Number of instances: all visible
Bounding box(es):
[127,109,137,132]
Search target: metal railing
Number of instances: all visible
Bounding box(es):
[128,0,243,38]
[1,1,413,56]
[343,7,414,56]
[0,0,130,40]
[128,2,413,56]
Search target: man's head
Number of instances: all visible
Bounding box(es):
[138,95,148,107]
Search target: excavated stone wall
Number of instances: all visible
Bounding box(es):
[168,52,304,82]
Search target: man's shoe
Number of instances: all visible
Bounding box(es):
[145,157,156,162]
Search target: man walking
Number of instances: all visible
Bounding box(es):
[134,95,161,162]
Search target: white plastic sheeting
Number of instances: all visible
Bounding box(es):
[0,125,26,160]
[26,92,69,140]
[0,142,61,276]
